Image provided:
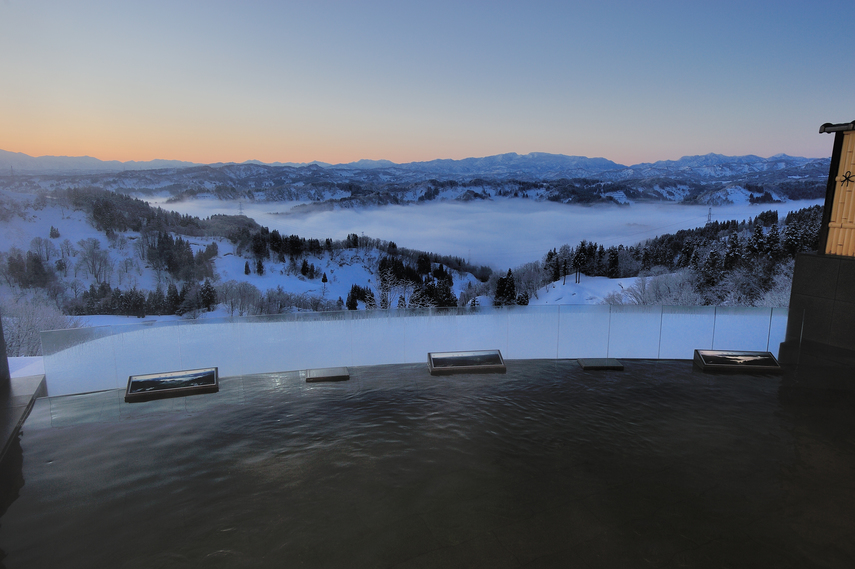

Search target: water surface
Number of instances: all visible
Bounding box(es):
[2,360,854,568]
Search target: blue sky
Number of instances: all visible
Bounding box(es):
[1,0,852,165]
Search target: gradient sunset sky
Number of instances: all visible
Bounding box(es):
[1,0,852,166]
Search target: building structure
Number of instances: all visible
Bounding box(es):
[780,120,855,371]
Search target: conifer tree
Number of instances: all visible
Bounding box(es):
[200,279,218,311]
[746,224,766,258]
[493,269,516,306]
[766,224,782,261]
[147,287,166,315]
[724,235,741,270]
[607,248,620,278]
[701,250,722,288]
[365,289,377,310]
[166,283,181,314]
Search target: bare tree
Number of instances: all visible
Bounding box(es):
[30,237,58,264]
[60,238,76,260]
[113,235,129,253]
[68,279,84,299]
[133,238,148,262]
[76,238,111,283]
[218,281,239,316]
[236,281,262,315]
[513,261,546,300]
[607,270,701,306]
[0,252,10,286]
[218,280,262,316]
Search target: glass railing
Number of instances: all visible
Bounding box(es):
[40,305,789,397]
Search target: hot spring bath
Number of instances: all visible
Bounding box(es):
[1,359,853,568]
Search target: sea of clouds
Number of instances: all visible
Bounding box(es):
[149,198,824,269]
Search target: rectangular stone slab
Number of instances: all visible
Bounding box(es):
[577,358,624,371]
[428,350,506,375]
[693,350,781,374]
[125,367,219,403]
[306,367,350,383]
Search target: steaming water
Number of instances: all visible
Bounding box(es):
[2,360,853,568]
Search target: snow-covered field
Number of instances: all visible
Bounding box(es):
[527,275,637,305]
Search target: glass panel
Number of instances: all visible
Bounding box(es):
[38,305,792,397]
[177,318,243,378]
[404,309,459,363]
[557,305,609,359]
[112,321,182,387]
[506,305,560,359]
[455,308,509,355]
[241,317,352,373]
[608,305,663,358]
[767,307,789,358]
[351,312,409,366]
[712,307,772,352]
[658,306,715,359]
[41,326,118,396]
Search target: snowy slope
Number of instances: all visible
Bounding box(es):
[528,276,637,305]
[0,192,480,308]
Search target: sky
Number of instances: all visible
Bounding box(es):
[1,0,853,166]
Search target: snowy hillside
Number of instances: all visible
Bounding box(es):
[527,276,637,306]
[0,190,482,314]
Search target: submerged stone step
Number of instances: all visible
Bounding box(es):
[306,367,350,383]
[577,358,624,371]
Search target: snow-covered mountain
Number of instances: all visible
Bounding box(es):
[0,149,200,174]
[0,149,830,206]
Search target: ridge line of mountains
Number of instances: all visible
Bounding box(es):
[0,148,828,177]
[0,148,830,207]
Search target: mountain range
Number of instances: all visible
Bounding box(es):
[0,149,830,207]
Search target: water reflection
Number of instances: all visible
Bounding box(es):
[2,361,854,567]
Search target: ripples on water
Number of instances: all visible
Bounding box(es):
[2,360,854,568]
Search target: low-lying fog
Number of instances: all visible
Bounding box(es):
[148,198,824,269]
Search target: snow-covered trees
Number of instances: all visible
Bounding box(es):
[30,237,58,264]
[604,269,701,306]
[0,296,82,356]
[76,238,111,283]
[199,279,218,311]
[218,280,262,316]
[493,270,518,306]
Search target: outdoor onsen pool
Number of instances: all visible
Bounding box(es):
[1,360,854,568]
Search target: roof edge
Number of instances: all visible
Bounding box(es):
[819,120,855,134]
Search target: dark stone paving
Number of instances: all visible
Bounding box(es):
[0,375,46,464]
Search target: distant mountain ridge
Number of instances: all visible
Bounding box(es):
[0,148,830,207]
[0,148,827,178]
[0,149,200,174]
